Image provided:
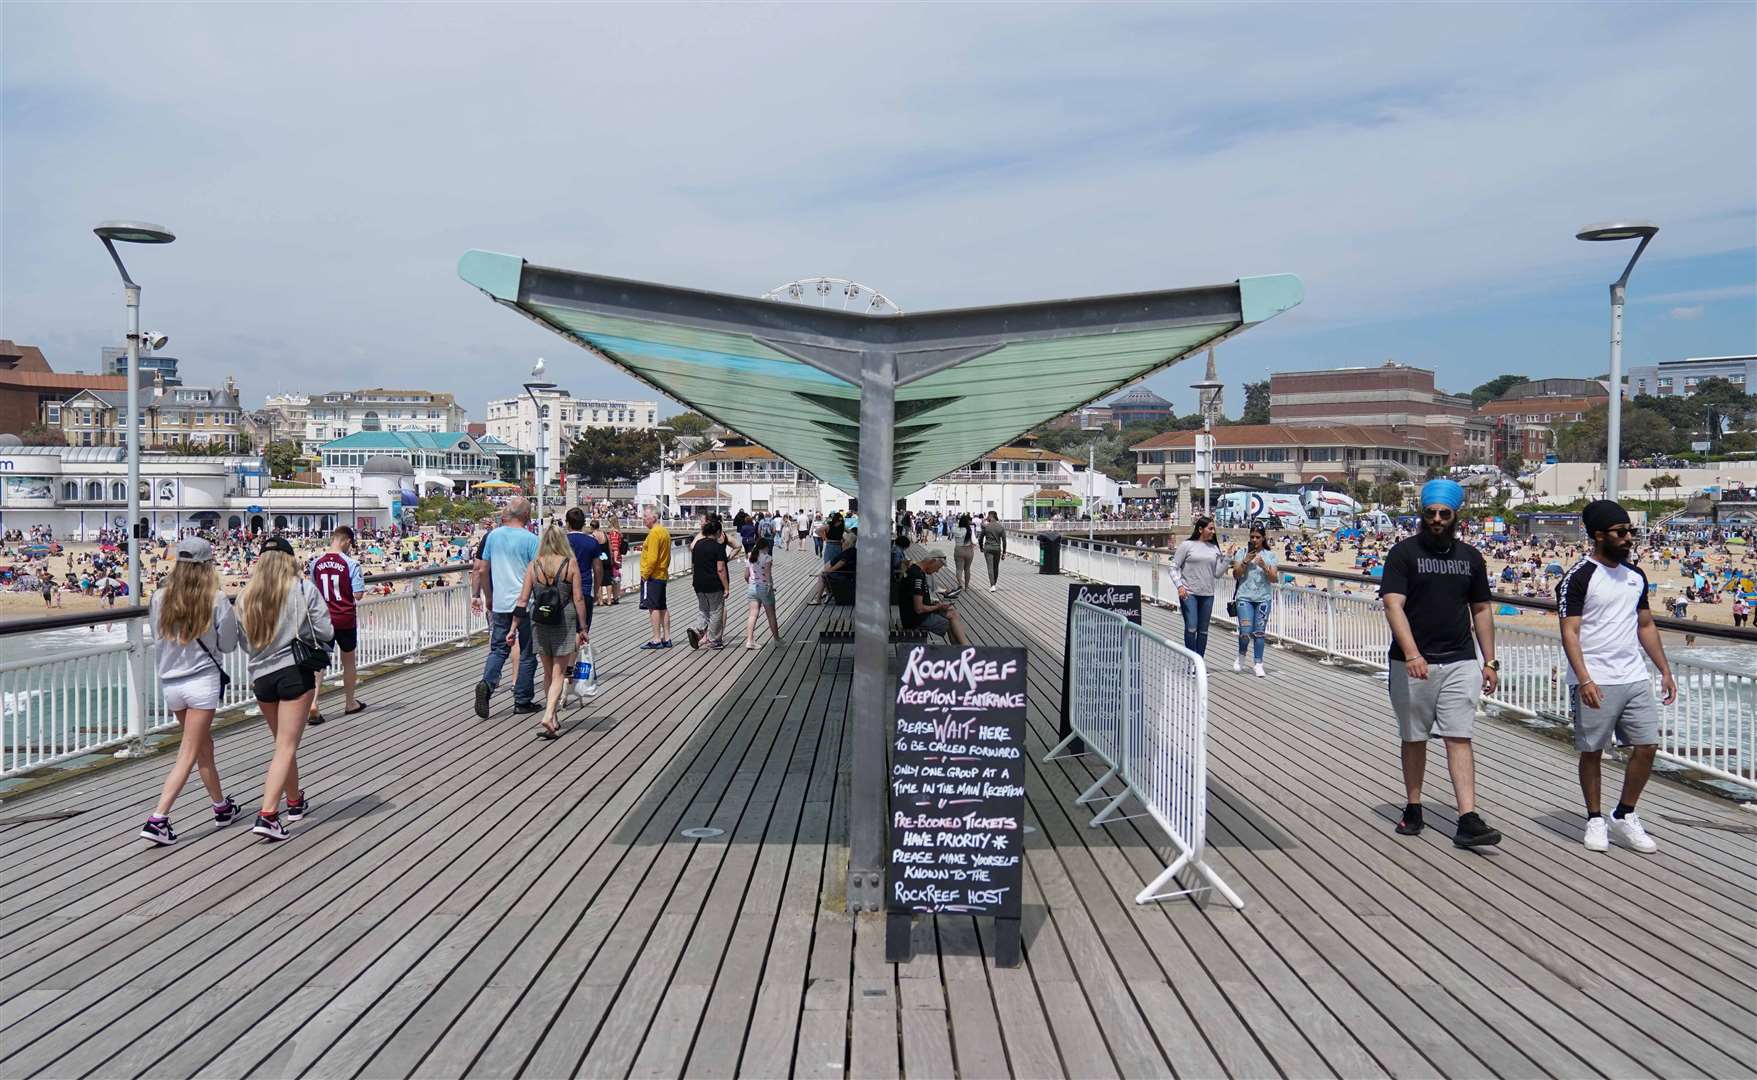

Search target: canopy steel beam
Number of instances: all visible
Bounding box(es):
[848,348,895,912]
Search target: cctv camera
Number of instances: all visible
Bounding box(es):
[143,331,169,350]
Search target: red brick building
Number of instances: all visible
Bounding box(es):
[1476,378,1608,465]
[0,341,133,437]
[1269,362,1491,465]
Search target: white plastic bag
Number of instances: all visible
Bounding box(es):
[572,644,598,699]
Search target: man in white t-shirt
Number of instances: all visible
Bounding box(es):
[1557,500,1678,854]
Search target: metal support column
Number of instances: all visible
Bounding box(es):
[847,348,895,913]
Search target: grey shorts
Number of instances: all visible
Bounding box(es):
[1389,659,1480,742]
[916,613,951,637]
[1570,681,1660,752]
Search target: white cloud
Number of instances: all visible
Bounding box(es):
[1,4,1751,417]
[1644,283,1757,304]
[1669,305,1707,320]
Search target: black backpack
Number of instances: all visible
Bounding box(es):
[530,562,570,626]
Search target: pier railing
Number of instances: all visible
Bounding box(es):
[0,564,480,781]
[1025,532,1757,790]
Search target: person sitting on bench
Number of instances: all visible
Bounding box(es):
[900,549,969,645]
[808,528,858,606]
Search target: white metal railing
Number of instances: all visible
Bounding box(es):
[1,574,487,781]
[1038,538,1757,790]
[1046,602,1244,908]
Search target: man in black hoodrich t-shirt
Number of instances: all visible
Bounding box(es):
[1379,482,1501,849]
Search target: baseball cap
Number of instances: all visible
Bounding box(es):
[174,538,214,563]
[260,536,296,558]
[918,547,948,562]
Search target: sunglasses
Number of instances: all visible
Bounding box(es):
[1604,525,1639,538]
[1421,507,1455,521]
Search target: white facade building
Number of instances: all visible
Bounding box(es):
[0,446,395,538]
[633,435,1117,520]
[316,431,495,499]
[484,390,659,466]
[261,388,468,456]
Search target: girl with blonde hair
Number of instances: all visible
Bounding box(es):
[139,538,241,846]
[239,536,332,841]
[511,524,587,739]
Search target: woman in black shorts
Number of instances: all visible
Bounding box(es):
[238,536,333,841]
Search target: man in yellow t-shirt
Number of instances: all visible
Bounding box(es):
[639,505,673,648]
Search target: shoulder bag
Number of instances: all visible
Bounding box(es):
[291,581,333,674]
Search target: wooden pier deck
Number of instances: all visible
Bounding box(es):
[0,547,1751,1079]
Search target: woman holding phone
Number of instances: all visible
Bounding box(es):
[1231,524,1279,677]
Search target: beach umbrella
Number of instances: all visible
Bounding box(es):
[1547,562,1563,573]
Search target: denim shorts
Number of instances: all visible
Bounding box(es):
[747,584,775,607]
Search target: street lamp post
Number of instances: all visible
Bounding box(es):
[1576,221,1658,502]
[94,220,174,759]
[94,222,174,602]
[523,366,557,530]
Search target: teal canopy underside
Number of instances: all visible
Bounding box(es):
[459,250,1300,498]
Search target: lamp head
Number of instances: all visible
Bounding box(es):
[94,221,176,245]
[1576,221,1658,243]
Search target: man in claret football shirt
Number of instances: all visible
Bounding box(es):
[308,526,367,724]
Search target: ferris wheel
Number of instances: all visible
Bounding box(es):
[760,276,902,315]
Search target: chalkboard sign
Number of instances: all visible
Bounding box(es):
[886,645,1028,966]
[1057,583,1141,744]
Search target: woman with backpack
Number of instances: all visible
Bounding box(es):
[239,536,332,842]
[742,532,782,650]
[139,538,242,846]
[980,511,1006,592]
[511,524,588,738]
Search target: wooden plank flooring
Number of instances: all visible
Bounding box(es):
[0,546,1751,1079]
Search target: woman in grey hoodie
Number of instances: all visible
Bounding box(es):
[1170,516,1226,659]
[139,538,241,846]
[238,537,332,841]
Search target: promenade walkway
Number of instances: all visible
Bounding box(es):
[0,548,1751,1079]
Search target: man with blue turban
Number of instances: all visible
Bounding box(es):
[1379,476,1503,848]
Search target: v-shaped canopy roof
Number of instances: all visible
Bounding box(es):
[459,250,1300,497]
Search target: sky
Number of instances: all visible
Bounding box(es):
[3,3,1753,422]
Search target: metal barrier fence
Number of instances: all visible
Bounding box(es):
[0,565,481,781]
[1047,602,1244,908]
[1030,532,1757,790]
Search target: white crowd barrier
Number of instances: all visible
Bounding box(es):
[1047,602,1244,908]
[1029,533,1757,791]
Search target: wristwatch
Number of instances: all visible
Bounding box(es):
[1483,658,1501,672]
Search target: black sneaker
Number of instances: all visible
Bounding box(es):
[1453,812,1502,849]
[686,628,701,650]
[284,791,311,822]
[475,680,492,719]
[213,797,241,827]
[140,818,176,846]
[512,701,543,714]
[1395,805,1423,836]
[252,814,289,842]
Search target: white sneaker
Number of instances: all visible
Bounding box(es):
[1232,657,1242,673]
[1609,812,1658,853]
[989,584,997,592]
[1253,662,1266,678]
[1584,816,1609,851]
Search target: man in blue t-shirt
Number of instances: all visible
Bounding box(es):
[473,498,540,718]
[564,507,603,634]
